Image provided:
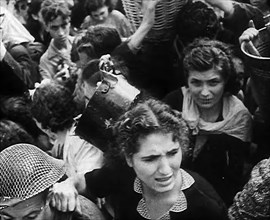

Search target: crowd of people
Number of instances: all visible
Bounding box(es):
[0,0,270,219]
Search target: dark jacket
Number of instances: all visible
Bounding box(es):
[0,43,40,96]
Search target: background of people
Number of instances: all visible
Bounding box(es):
[0,0,270,219]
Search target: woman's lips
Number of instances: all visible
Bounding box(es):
[200,99,212,104]
[155,175,172,182]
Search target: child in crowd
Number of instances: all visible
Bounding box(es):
[39,0,77,80]
[81,0,133,38]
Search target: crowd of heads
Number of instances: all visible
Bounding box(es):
[0,0,270,219]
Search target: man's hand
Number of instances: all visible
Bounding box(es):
[239,20,260,56]
[141,0,162,15]
[54,63,70,81]
[49,178,82,214]
[239,20,259,44]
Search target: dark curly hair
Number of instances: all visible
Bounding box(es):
[81,59,102,87]
[107,98,190,165]
[183,38,239,95]
[85,0,114,14]
[75,25,121,59]
[0,96,41,138]
[31,80,77,133]
[0,119,35,152]
[176,1,220,46]
[41,0,71,25]
[28,0,43,16]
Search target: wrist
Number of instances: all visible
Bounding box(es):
[0,41,7,61]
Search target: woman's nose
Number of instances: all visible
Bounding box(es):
[158,157,171,175]
[201,84,210,96]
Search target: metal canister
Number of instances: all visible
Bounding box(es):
[75,72,141,152]
[241,27,270,122]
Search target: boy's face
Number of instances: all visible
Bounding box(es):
[91,6,109,23]
[46,16,70,43]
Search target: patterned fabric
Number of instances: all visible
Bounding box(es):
[134,169,194,220]
[228,158,270,219]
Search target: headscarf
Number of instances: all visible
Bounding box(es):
[181,87,252,158]
[0,6,34,45]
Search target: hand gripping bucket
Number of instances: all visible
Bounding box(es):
[241,27,270,122]
[75,72,141,152]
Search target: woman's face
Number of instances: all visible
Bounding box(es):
[126,132,182,194]
[91,6,109,23]
[0,192,53,220]
[187,68,225,111]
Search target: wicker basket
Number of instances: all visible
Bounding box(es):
[122,0,188,41]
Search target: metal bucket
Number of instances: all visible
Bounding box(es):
[241,27,270,122]
[75,72,141,152]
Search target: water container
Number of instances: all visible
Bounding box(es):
[241,27,270,122]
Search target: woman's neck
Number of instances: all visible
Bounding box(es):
[142,170,182,219]
[143,170,181,201]
[199,101,222,123]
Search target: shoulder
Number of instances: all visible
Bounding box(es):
[39,50,49,65]
[182,170,227,218]
[184,170,225,204]
[110,10,126,19]
[39,41,53,62]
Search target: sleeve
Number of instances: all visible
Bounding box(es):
[39,54,54,80]
[74,141,104,175]
[184,171,228,220]
[112,41,136,58]
[228,158,270,220]
[3,44,40,89]
[222,2,265,42]
[118,14,134,38]
[84,165,134,198]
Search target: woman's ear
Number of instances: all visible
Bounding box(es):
[125,155,133,168]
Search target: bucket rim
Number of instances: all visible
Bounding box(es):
[241,41,270,60]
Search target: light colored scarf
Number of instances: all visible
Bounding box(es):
[0,6,34,45]
[181,87,252,158]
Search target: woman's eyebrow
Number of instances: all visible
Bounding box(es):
[141,154,159,159]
